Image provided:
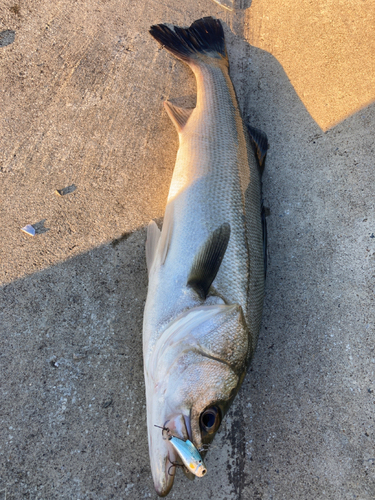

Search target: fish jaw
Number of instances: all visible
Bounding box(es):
[146,410,191,496]
[148,437,176,497]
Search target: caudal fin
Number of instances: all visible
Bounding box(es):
[149,17,227,64]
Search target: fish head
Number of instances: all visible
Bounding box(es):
[146,303,249,496]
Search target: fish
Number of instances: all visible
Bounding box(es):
[143,17,269,497]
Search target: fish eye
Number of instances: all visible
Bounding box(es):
[200,406,221,434]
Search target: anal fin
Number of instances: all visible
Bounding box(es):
[164,101,194,133]
[187,223,231,300]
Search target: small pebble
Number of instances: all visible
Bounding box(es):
[55,184,76,196]
[73,353,86,360]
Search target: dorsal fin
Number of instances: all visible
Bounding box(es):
[246,124,269,175]
[187,223,231,300]
[146,220,161,274]
[164,101,194,133]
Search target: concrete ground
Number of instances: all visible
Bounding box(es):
[1,0,374,499]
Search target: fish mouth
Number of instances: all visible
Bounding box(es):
[150,414,192,497]
[152,452,175,497]
[150,432,178,497]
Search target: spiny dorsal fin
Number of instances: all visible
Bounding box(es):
[246,124,269,175]
[164,101,194,133]
[187,222,231,300]
[146,220,161,274]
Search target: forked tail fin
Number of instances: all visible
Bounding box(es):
[149,17,227,65]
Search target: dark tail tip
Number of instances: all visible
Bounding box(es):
[149,17,227,63]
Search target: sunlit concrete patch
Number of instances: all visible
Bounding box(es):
[0,0,191,285]
[244,0,375,130]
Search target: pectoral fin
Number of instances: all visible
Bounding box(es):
[187,223,230,300]
[246,124,269,175]
[164,101,194,133]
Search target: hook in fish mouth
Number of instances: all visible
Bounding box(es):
[154,423,207,478]
[154,424,171,440]
[168,436,207,478]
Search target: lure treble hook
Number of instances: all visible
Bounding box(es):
[154,424,171,440]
